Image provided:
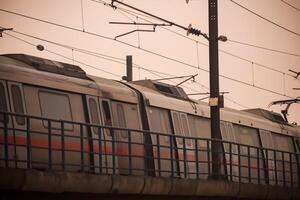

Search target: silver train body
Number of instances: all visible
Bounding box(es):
[0,54,300,188]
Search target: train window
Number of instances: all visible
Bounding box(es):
[11,85,25,125]
[89,98,100,124]
[39,91,73,130]
[272,134,294,152]
[148,107,172,143]
[116,103,127,138]
[0,83,8,123]
[172,112,183,144]
[88,98,100,133]
[180,114,191,146]
[233,125,259,146]
[233,124,259,155]
[101,100,112,126]
[188,115,211,138]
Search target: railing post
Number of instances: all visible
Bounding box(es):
[98,127,102,174]
[238,144,241,183]
[61,121,65,171]
[26,117,31,168]
[274,150,277,185]
[80,124,84,172]
[111,128,116,175]
[257,148,260,184]
[282,152,286,186]
[183,138,187,178]
[195,139,199,179]
[128,130,132,175]
[248,146,251,183]
[48,119,52,170]
[290,153,293,187]
[207,140,211,177]
[266,149,269,184]
[170,135,174,177]
[157,134,161,177]
[4,112,8,168]
[229,143,233,181]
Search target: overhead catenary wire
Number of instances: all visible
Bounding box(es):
[100,2,298,77]
[4,27,249,109]
[281,0,300,12]
[3,32,121,78]
[0,8,296,99]
[230,0,300,37]
[227,39,300,58]
[2,28,208,95]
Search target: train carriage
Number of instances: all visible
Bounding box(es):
[0,54,145,175]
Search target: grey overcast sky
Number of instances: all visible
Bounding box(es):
[0,0,299,124]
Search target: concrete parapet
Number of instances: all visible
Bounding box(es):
[195,179,239,197]
[267,185,293,200]
[1,168,299,199]
[60,172,112,193]
[238,182,268,199]
[22,170,62,193]
[142,176,172,195]
[110,175,144,194]
[169,178,198,196]
[0,168,25,190]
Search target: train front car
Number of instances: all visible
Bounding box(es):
[0,54,144,177]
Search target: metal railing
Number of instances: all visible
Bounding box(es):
[0,111,299,188]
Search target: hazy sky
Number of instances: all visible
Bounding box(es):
[0,0,299,124]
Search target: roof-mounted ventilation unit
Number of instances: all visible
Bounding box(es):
[132,79,189,100]
[243,108,286,124]
[4,54,87,79]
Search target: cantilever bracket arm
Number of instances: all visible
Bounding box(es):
[0,28,13,37]
[289,69,300,79]
[114,25,156,40]
[110,21,172,40]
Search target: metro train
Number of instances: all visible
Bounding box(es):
[0,54,300,188]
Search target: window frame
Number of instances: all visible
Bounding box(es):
[7,81,26,128]
[38,89,73,131]
[0,80,10,125]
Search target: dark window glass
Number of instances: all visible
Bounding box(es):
[181,114,191,146]
[88,98,100,134]
[172,112,183,145]
[102,101,112,126]
[0,83,8,123]
[39,91,73,130]
[116,104,127,138]
[11,85,25,125]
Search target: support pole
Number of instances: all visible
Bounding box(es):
[126,55,133,82]
[208,0,222,179]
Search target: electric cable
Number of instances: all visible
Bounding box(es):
[230,0,300,37]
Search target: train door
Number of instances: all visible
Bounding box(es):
[259,129,275,185]
[86,95,104,173]
[147,107,175,177]
[171,111,194,178]
[0,80,14,168]
[220,121,239,181]
[293,137,300,187]
[23,85,89,172]
[7,81,27,169]
[99,99,114,174]
[111,101,144,175]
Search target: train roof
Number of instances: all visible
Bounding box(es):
[128,80,300,136]
[0,54,138,103]
[1,53,298,136]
